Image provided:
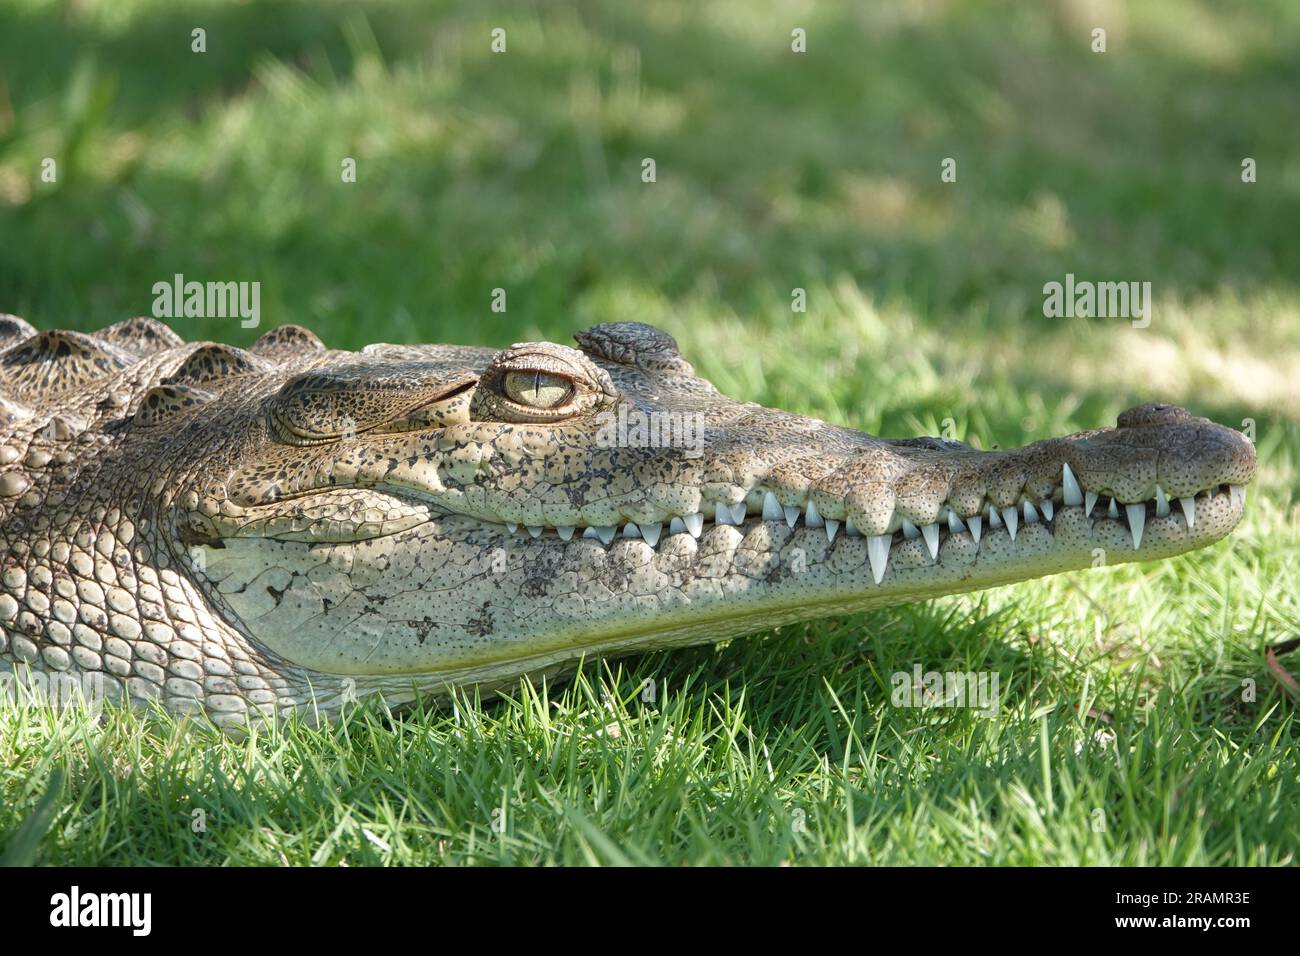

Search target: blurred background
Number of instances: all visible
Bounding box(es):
[0,0,1296,472]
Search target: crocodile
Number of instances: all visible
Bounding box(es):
[0,314,1255,729]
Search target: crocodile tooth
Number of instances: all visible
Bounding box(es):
[1125,503,1145,548]
[583,527,600,540]
[506,523,519,534]
[1040,499,1053,521]
[844,518,861,537]
[684,512,704,538]
[716,502,738,526]
[1002,506,1018,541]
[762,491,782,521]
[967,515,982,544]
[1154,484,1170,517]
[594,525,616,545]
[528,525,544,538]
[669,517,687,535]
[987,505,1002,529]
[730,502,748,524]
[1023,499,1039,524]
[867,535,890,584]
[557,525,575,541]
[1061,463,1083,506]
[783,505,800,529]
[1084,491,1098,517]
[920,522,940,561]
[947,511,966,535]
[639,523,662,547]
[1229,484,1245,509]
[901,518,920,539]
[622,523,641,538]
[825,519,840,543]
[804,501,825,528]
[1179,496,1195,529]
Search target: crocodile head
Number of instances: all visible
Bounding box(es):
[0,317,1256,728]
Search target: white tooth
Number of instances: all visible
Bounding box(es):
[1084,491,1098,517]
[783,505,800,529]
[1061,463,1083,507]
[967,515,982,544]
[825,519,840,543]
[506,523,519,534]
[921,523,940,561]
[1154,485,1170,517]
[583,527,600,540]
[948,511,966,534]
[1002,506,1018,541]
[595,525,616,545]
[1023,499,1039,524]
[1229,484,1245,509]
[1126,504,1145,549]
[639,523,662,547]
[988,505,1003,529]
[844,518,861,537]
[762,492,782,522]
[1179,496,1195,530]
[867,534,890,584]
[730,502,748,525]
[684,512,704,538]
[804,501,825,528]
[1107,497,1119,519]
[622,523,640,538]
[1040,499,1053,521]
[901,518,920,539]
[557,525,575,541]
[528,525,544,538]
[716,502,737,526]
[669,517,687,535]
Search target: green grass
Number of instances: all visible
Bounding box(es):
[2,0,1299,865]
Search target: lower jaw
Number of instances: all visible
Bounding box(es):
[218,485,1245,688]
[337,487,1246,702]
[523,484,1245,640]
[442,483,1245,593]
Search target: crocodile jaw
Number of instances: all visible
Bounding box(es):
[193,477,1248,684]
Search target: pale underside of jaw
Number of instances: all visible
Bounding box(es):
[465,464,1247,585]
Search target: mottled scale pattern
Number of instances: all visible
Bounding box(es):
[0,316,1255,731]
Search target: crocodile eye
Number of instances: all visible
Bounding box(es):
[471,341,618,424]
[502,370,573,409]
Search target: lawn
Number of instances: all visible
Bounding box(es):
[1,0,1298,865]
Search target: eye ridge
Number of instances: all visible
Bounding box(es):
[270,378,477,444]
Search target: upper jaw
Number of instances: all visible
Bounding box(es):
[398,401,1253,539]
[202,402,1254,586]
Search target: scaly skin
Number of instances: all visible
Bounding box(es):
[0,315,1255,730]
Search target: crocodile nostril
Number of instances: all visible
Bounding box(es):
[1117,403,1193,428]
